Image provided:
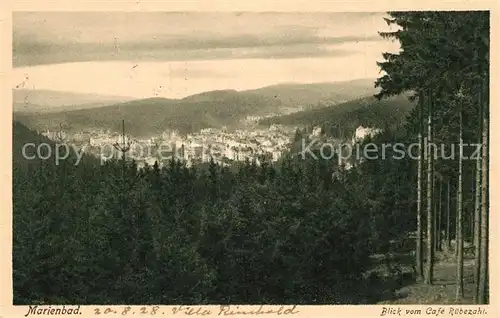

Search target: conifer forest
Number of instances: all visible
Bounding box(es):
[13,11,489,305]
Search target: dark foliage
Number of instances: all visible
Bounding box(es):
[13,121,413,305]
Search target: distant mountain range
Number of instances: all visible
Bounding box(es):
[13,89,135,113]
[14,91,280,137]
[245,78,379,112]
[13,79,379,136]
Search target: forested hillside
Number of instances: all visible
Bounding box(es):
[245,78,377,111]
[12,11,489,305]
[13,91,281,137]
[259,94,414,135]
[14,80,375,137]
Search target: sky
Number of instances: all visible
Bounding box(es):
[12,12,401,99]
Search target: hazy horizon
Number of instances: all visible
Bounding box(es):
[13,76,379,102]
[13,12,400,99]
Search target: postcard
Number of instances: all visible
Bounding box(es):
[0,1,497,317]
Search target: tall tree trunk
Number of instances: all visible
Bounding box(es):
[416,92,425,280]
[446,179,451,251]
[473,91,483,302]
[456,100,464,300]
[425,90,434,285]
[433,177,438,253]
[470,173,475,242]
[478,79,489,304]
[437,180,442,251]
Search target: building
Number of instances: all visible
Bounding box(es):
[41,129,58,140]
[312,126,323,137]
[352,126,382,143]
[90,136,114,147]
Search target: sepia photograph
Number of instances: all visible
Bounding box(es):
[10,9,490,308]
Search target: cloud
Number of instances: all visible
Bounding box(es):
[13,12,391,67]
[13,41,357,67]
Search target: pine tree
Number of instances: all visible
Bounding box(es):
[445,179,451,251]
[425,90,435,285]
[375,10,489,289]
[473,90,483,302]
[456,95,464,300]
[478,77,489,304]
[416,91,425,279]
[437,178,442,251]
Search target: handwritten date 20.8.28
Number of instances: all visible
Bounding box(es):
[94,306,160,315]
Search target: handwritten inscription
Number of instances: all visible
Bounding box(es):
[218,305,298,316]
[171,305,299,316]
[92,306,160,315]
[90,305,298,316]
[172,306,212,316]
